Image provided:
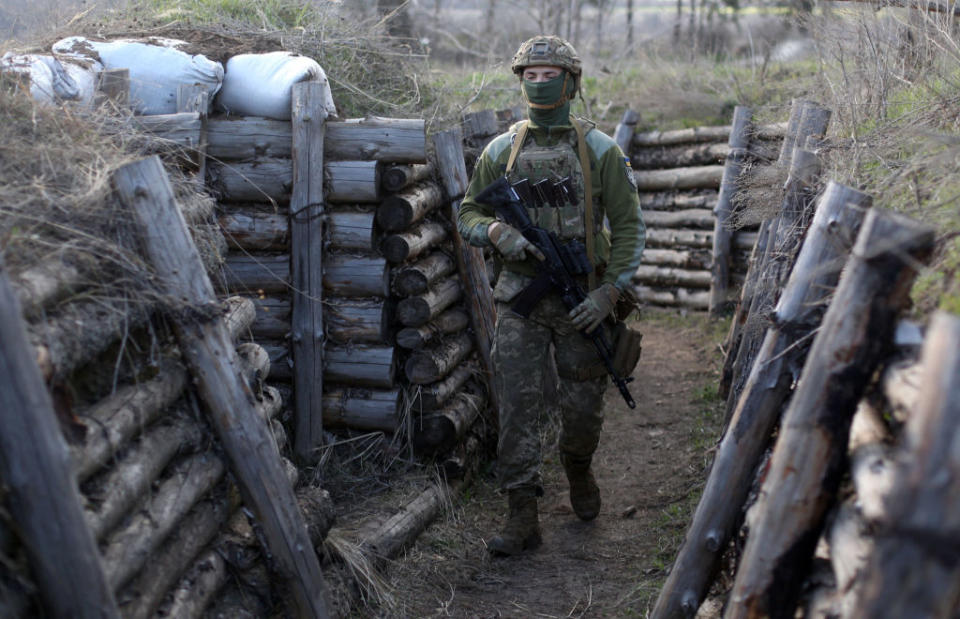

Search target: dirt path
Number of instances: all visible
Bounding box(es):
[376,311,727,618]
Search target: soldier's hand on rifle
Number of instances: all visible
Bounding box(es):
[569,283,619,333]
[487,222,545,262]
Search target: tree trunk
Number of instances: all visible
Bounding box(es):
[409,360,476,411]
[382,222,448,264]
[725,209,934,619]
[323,254,390,298]
[376,182,445,232]
[413,392,483,453]
[634,166,724,191]
[393,251,457,297]
[634,265,712,289]
[851,312,960,619]
[396,276,462,327]
[113,155,333,618]
[381,163,434,193]
[361,482,450,561]
[322,388,401,432]
[327,210,377,251]
[0,255,120,618]
[325,297,391,344]
[325,117,426,163]
[653,182,871,619]
[632,142,731,170]
[325,345,397,389]
[396,308,471,350]
[710,106,752,316]
[404,332,474,384]
[643,209,715,229]
[325,160,381,203]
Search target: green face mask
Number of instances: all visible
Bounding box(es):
[521,74,569,107]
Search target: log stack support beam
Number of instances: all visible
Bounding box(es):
[290,82,328,462]
[0,253,120,618]
[652,181,871,619]
[113,155,332,618]
[723,208,934,618]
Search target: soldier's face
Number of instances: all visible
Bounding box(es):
[522,65,564,82]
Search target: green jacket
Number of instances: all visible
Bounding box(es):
[457,120,645,292]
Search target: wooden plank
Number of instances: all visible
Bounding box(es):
[112,155,332,618]
[290,82,328,463]
[725,208,934,618]
[0,253,120,618]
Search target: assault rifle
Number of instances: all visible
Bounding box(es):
[476,176,636,409]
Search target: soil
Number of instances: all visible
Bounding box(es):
[368,310,728,618]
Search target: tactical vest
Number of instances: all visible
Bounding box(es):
[504,119,600,289]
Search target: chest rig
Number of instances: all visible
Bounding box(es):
[504,119,598,290]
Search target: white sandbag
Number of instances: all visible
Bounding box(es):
[0,53,99,106]
[216,51,336,120]
[53,36,223,115]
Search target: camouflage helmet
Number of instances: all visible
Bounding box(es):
[511,36,582,79]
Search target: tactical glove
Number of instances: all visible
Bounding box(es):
[569,283,620,333]
[487,222,545,262]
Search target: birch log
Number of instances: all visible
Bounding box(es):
[396,308,470,349]
[207,159,292,203]
[413,392,483,453]
[632,142,730,170]
[633,125,733,147]
[652,182,871,619]
[219,210,289,251]
[393,251,457,297]
[634,166,724,191]
[325,117,426,163]
[325,345,397,389]
[851,312,960,619]
[325,161,380,203]
[634,286,710,310]
[361,483,449,561]
[405,332,474,384]
[634,265,712,289]
[325,297,391,343]
[396,276,462,327]
[323,254,390,298]
[381,163,434,192]
[710,105,751,315]
[0,253,120,618]
[381,221,448,264]
[376,182,445,232]
[613,109,639,153]
[327,210,377,251]
[724,208,934,619]
[322,388,401,432]
[642,209,715,229]
[221,254,289,295]
[410,360,476,411]
[113,155,332,618]
[641,192,718,211]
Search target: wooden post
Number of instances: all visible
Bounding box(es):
[432,128,498,416]
[0,254,119,618]
[652,182,871,619]
[290,82,328,462]
[709,105,751,316]
[613,109,639,154]
[851,312,960,618]
[724,209,934,619]
[177,84,209,178]
[112,155,332,619]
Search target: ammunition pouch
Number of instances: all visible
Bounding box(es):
[611,321,643,377]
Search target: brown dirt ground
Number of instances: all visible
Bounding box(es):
[360,309,729,618]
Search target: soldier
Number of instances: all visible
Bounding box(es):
[457,36,646,556]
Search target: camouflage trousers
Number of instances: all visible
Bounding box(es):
[492,294,608,492]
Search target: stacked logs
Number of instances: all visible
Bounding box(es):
[650,101,945,618]
[614,110,786,310]
[209,113,429,436]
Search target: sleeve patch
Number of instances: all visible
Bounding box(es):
[624,157,638,190]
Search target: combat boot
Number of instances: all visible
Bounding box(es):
[561,452,601,521]
[487,487,542,556]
